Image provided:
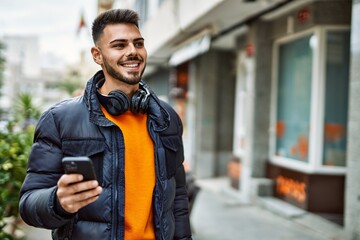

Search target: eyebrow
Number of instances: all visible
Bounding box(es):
[109,37,145,44]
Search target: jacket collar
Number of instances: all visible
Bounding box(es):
[84,70,170,132]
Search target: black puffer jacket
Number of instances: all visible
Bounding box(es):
[19,71,192,240]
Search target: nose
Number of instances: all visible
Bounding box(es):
[126,43,137,56]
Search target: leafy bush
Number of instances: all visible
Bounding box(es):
[0,92,39,239]
[0,40,40,239]
[0,123,35,239]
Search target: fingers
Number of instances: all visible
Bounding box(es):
[65,195,100,213]
[58,186,103,213]
[57,179,100,198]
[57,174,103,213]
[57,174,83,187]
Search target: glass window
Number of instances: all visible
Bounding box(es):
[275,34,313,162]
[272,28,350,172]
[323,31,350,167]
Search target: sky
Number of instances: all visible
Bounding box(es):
[0,0,98,65]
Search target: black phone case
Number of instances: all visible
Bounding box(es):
[62,156,97,181]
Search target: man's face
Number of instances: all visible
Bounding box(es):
[95,23,147,85]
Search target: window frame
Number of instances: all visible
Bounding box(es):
[269,26,350,175]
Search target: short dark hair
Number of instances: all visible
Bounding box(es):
[92,9,140,44]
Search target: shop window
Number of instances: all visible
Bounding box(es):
[275,34,313,162]
[271,27,350,172]
[323,31,350,167]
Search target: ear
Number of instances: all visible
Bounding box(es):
[91,46,103,65]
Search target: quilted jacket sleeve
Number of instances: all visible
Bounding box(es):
[174,163,192,240]
[19,110,72,229]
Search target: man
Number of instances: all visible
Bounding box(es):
[19,9,192,240]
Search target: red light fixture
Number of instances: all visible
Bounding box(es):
[297,8,310,23]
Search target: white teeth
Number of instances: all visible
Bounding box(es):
[123,64,138,67]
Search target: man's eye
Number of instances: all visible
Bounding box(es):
[114,44,125,48]
[134,42,144,47]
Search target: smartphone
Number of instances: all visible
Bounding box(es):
[62,156,97,181]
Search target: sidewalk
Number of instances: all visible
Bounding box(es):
[20,226,51,240]
[191,178,347,240]
[20,178,347,240]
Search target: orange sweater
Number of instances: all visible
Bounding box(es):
[102,107,155,240]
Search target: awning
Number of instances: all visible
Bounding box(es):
[169,34,211,66]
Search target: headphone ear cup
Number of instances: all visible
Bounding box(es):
[131,90,143,114]
[131,89,150,114]
[139,90,150,113]
[106,90,130,115]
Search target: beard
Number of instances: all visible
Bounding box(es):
[103,57,146,85]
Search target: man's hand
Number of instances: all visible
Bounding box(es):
[56,174,103,214]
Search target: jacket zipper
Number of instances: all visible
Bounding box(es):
[147,120,166,240]
[111,128,118,239]
[113,127,125,240]
[113,127,126,239]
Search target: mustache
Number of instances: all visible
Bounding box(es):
[121,56,143,62]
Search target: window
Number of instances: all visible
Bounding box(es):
[275,34,313,162]
[271,27,350,173]
[323,31,350,167]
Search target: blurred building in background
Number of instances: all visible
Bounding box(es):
[0,2,100,115]
[0,36,68,114]
[98,0,116,14]
[113,0,360,238]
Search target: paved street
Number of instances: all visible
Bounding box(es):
[20,226,51,240]
[192,189,327,240]
[19,178,346,240]
[191,178,346,240]
[193,192,317,240]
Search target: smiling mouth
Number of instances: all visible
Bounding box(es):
[120,60,142,71]
[122,63,140,68]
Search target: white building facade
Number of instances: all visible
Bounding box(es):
[112,0,360,238]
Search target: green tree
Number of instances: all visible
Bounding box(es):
[56,70,84,96]
[14,93,41,125]
[0,38,42,239]
[0,124,34,240]
[57,79,83,96]
[0,92,40,239]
